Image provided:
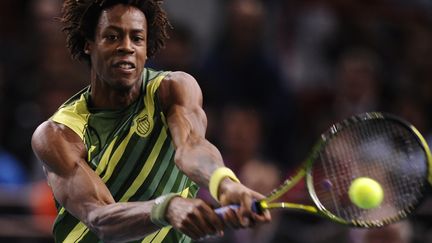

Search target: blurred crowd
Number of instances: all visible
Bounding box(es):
[1,0,432,242]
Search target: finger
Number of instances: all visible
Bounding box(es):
[178,210,210,240]
[179,220,204,241]
[253,208,272,223]
[239,192,255,227]
[189,211,217,238]
[248,191,272,223]
[250,190,267,201]
[194,203,224,236]
[223,207,243,229]
[201,204,225,234]
[262,209,272,221]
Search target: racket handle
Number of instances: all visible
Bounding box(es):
[214,201,263,218]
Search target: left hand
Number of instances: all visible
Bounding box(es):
[217,178,271,228]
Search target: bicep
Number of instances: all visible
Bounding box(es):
[32,121,114,224]
[160,72,207,146]
[159,73,224,183]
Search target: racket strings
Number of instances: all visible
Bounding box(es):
[364,120,424,216]
[379,123,419,211]
[312,118,427,226]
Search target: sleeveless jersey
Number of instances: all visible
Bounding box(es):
[50,68,198,243]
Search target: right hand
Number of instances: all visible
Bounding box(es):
[218,179,271,228]
[165,197,224,240]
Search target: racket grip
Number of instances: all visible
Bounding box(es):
[214,201,262,218]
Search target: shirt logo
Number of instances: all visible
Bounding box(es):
[136,114,152,137]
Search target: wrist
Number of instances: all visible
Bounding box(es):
[209,167,240,202]
[150,193,179,227]
[218,177,240,201]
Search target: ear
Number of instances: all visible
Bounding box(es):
[84,41,92,55]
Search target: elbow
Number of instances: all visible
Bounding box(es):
[174,140,200,171]
[174,146,187,171]
[174,143,200,171]
[87,211,106,241]
[87,210,120,243]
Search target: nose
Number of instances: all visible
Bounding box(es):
[116,37,134,54]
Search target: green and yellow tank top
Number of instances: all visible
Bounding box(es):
[50,68,198,243]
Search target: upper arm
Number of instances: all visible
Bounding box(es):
[31,121,115,225]
[159,72,207,146]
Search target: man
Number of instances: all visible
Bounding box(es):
[31,0,270,242]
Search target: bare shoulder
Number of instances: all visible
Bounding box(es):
[164,71,196,83]
[159,71,202,109]
[32,120,86,175]
[32,121,62,153]
[161,71,199,90]
[32,120,80,151]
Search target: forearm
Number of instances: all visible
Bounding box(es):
[87,201,158,243]
[174,138,224,188]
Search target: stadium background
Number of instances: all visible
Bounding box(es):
[0,0,432,242]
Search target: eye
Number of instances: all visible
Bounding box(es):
[132,36,145,44]
[106,34,118,41]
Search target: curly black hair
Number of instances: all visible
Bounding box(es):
[61,0,170,64]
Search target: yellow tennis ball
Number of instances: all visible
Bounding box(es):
[348,177,384,209]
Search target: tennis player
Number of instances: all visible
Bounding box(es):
[31,0,270,242]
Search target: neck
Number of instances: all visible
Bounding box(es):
[89,71,142,109]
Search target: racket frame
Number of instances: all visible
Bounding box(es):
[258,112,432,227]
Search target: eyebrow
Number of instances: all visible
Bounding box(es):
[104,25,146,33]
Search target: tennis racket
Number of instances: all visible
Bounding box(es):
[215,112,432,227]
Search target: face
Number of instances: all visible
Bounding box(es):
[86,4,148,91]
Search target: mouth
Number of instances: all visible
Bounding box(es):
[112,61,136,71]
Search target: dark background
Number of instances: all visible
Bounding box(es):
[1,0,432,242]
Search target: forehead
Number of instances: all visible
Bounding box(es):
[97,4,147,31]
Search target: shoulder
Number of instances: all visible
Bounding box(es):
[32,120,86,173]
[32,120,83,154]
[158,71,202,109]
[32,120,67,148]
[162,71,199,89]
